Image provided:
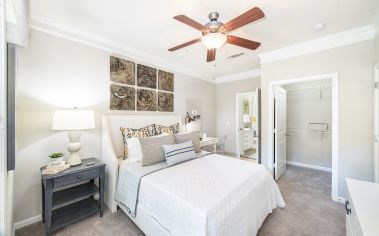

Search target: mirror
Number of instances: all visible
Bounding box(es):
[186,99,202,133]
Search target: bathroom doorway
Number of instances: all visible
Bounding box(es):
[236,89,261,163]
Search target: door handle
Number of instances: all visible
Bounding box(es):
[345,200,351,215]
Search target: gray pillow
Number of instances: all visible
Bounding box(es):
[174,133,201,153]
[163,140,196,167]
[140,135,175,166]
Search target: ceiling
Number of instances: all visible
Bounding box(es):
[30,0,379,81]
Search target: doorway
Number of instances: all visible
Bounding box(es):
[268,73,339,202]
[236,89,261,163]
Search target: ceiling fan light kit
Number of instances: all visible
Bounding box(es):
[201,33,227,49]
[169,7,265,62]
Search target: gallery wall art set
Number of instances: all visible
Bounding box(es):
[110,56,174,112]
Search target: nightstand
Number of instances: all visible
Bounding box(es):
[40,158,105,236]
[200,137,218,152]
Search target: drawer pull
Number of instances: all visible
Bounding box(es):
[77,175,82,179]
[345,200,351,215]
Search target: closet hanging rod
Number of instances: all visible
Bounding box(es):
[286,86,331,92]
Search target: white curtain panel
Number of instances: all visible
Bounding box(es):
[6,0,30,47]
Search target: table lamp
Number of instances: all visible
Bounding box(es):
[52,109,95,166]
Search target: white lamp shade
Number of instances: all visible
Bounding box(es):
[52,109,95,131]
[201,33,227,49]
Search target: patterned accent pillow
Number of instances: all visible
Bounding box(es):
[120,124,156,159]
[162,140,196,167]
[155,123,179,135]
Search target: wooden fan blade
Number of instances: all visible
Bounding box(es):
[168,38,201,51]
[207,48,216,62]
[227,35,261,50]
[173,15,205,31]
[224,7,265,32]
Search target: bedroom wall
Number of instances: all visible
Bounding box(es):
[376,35,379,63]
[14,29,217,223]
[216,78,260,155]
[260,39,377,198]
[283,80,332,169]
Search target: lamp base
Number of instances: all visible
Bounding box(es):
[67,130,82,166]
[67,152,82,166]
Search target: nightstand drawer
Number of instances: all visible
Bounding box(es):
[54,168,99,187]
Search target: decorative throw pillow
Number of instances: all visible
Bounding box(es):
[125,138,143,162]
[140,135,175,166]
[155,123,179,135]
[162,140,196,167]
[120,124,156,159]
[174,133,201,153]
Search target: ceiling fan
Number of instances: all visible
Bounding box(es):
[168,7,265,62]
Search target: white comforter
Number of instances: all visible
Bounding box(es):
[138,154,285,236]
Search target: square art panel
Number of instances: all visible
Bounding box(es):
[137,89,157,111]
[158,70,174,92]
[110,56,135,85]
[110,84,135,110]
[158,92,174,112]
[137,64,157,89]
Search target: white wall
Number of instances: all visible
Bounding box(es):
[216,78,260,155]
[284,80,332,168]
[14,29,217,223]
[261,39,377,198]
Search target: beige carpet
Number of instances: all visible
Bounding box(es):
[16,165,345,236]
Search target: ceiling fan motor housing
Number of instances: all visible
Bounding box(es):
[208,12,219,21]
[204,12,226,35]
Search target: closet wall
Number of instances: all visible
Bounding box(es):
[284,80,332,169]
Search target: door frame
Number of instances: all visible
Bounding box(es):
[268,73,340,202]
[0,0,6,234]
[235,91,256,158]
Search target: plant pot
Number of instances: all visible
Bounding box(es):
[50,157,64,165]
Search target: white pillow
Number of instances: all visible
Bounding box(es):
[126,138,143,162]
[162,140,196,167]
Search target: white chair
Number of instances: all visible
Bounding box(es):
[218,135,228,154]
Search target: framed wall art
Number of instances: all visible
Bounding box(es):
[110,84,136,110]
[137,89,157,111]
[137,64,157,89]
[110,56,135,85]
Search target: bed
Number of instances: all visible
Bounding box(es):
[102,115,285,236]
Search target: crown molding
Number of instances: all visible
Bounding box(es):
[30,13,213,82]
[259,25,377,64]
[214,69,261,84]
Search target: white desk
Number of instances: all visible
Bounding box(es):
[200,137,218,152]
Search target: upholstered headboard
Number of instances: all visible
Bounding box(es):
[101,115,183,212]
[105,115,183,157]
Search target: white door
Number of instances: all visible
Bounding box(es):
[274,87,287,180]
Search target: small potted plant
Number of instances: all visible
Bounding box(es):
[48,152,65,165]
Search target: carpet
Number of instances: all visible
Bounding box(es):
[16,165,345,236]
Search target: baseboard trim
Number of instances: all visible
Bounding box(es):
[336,197,346,204]
[14,214,42,230]
[287,161,332,172]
